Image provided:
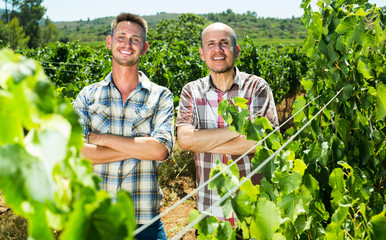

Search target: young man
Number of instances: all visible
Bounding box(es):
[74,13,174,239]
[177,23,279,227]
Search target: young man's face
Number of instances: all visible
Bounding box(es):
[199,28,240,74]
[107,21,148,67]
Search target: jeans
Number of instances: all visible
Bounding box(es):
[135,220,167,240]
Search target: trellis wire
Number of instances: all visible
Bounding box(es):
[171,87,343,239]
[134,92,322,236]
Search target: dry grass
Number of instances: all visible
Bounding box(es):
[161,176,197,239]
[0,195,28,240]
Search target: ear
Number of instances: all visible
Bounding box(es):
[141,42,149,55]
[199,47,205,61]
[234,45,241,59]
[106,35,112,50]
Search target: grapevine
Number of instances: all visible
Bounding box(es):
[191,0,385,239]
[0,49,136,240]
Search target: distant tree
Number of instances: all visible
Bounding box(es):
[246,10,257,18]
[16,0,46,48]
[9,0,20,19]
[0,21,7,45]
[2,0,9,22]
[225,9,233,15]
[6,17,29,49]
[1,0,21,23]
[40,17,59,46]
[59,35,70,43]
[149,13,208,46]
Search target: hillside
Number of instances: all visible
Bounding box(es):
[54,13,181,42]
[54,11,307,45]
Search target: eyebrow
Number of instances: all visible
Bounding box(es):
[115,31,142,38]
[205,39,231,44]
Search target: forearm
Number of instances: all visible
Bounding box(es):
[89,134,169,161]
[81,143,130,164]
[208,135,257,155]
[177,126,239,153]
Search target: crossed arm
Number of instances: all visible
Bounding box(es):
[81,133,169,164]
[177,125,256,155]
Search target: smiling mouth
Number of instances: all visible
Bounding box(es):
[213,56,225,61]
[120,50,133,55]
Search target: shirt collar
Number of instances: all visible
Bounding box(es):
[204,66,242,93]
[138,71,152,91]
[101,71,152,91]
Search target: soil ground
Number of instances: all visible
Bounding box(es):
[160,176,197,239]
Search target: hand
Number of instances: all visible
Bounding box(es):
[88,132,103,145]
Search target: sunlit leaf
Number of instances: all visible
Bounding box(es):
[215,221,232,240]
[278,193,306,222]
[293,159,307,176]
[376,83,386,120]
[329,168,345,193]
[369,210,386,240]
[250,198,281,240]
[357,60,372,79]
[234,96,248,109]
[232,190,253,221]
[292,96,306,123]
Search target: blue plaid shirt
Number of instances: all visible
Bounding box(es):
[74,72,174,224]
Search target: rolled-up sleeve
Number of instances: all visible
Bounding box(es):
[151,89,175,155]
[251,80,279,128]
[73,88,90,142]
[176,84,197,128]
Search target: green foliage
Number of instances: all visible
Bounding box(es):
[238,37,310,103]
[16,0,46,48]
[1,17,29,50]
[204,9,307,42]
[0,1,59,49]
[14,40,308,108]
[0,49,136,239]
[193,0,385,239]
[41,17,60,46]
[19,41,112,101]
[148,13,208,46]
[55,16,114,43]
[139,40,207,106]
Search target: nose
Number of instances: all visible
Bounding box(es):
[213,43,224,51]
[121,40,133,47]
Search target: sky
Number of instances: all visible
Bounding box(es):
[42,0,385,22]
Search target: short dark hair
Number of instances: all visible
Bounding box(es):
[111,13,148,41]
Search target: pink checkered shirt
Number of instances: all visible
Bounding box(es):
[176,67,278,224]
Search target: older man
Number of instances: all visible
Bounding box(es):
[177,22,278,229]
